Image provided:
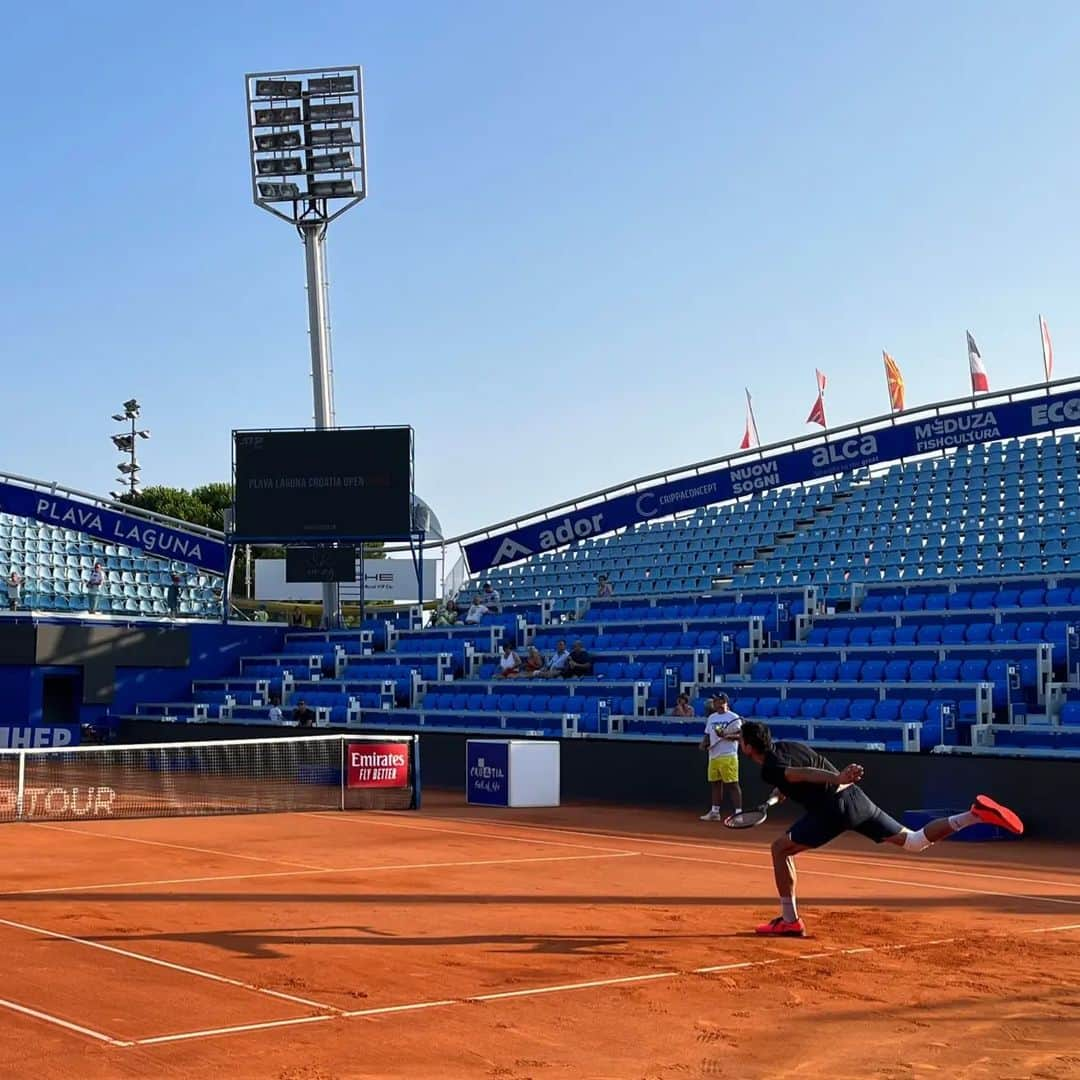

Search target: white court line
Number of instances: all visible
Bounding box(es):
[30,821,328,872]
[381,812,1080,895]
[644,850,1080,908]
[0,996,131,1047]
[302,811,637,855]
[129,921,1080,1047]
[0,850,639,898]
[0,914,337,1012]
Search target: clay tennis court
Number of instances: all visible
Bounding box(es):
[0,796,1077,1079]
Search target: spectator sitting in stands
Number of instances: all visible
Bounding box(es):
[596,574,614,598]
[7,570,23,611]
[566,640,594,677]
[293,699,317,728]
[538,639,570,678]
[435,599,458,627]
[672,693,694,717]
[289,606,304,628]
[520,646,545,676]
[495,642,521,678]
[482,582,501,613]
[465,595,489,624]
[267,696,284,724]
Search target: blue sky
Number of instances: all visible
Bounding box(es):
[3,1,1080,540]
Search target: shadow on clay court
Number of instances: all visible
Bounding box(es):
[71,925,716,959]
[3,891,1075,915]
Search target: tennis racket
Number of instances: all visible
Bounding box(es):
[723,794,780,830]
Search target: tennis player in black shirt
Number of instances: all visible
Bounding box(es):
[738,721,1024,937]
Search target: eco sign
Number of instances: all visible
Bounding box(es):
[464,389,1080,571]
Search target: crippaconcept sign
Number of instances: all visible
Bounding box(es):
[346,742,410,788]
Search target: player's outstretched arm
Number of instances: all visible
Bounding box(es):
[784,764,863,785]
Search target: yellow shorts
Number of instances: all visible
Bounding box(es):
[707,756,739,783]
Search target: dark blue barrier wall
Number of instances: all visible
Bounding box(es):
[116,719,1080,842]
[0,618,285,729]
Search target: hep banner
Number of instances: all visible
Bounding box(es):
[346,742,410,788]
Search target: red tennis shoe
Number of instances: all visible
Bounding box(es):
[971,794,1024,835]
[755,916,806,937]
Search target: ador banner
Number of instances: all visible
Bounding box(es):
[0,480,226,575]
[464,389,1080,571]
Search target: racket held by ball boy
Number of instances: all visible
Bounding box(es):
[723,793,781,829]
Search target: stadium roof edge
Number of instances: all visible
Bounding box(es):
[440,375,1080,548]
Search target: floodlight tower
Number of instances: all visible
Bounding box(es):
[245,67,367,628]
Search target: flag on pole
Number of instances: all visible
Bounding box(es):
[1040,315,1054,383]
[883,350,905,412]
[806,369,827,428]
[739,388,760,450]
[967,331,989,393]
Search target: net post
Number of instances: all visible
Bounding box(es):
[413,734,422,810]
[15,751,26,821]
[339,736,346,812]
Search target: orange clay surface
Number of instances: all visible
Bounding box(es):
[0,793,1077,1080]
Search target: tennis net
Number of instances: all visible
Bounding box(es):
[0,732,419,822]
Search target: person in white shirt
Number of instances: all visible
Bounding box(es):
[267,697,284,723]
[596,575,614,598]
[495,642,521,678]
[538,639,571,678]
[699,693,743,821]
[465,596,489,624]
[481,583,501,613]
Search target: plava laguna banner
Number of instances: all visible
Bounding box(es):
[464,390,1080,571]
[0,481,226,574]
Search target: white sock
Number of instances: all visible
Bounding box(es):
[711,805,720,814]
[948,811,978,832]
[733,807,742,814]
[780,897,798,922]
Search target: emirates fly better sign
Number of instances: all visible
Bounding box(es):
[346,742,411,788]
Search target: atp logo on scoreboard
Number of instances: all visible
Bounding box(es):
[346,742,410,788]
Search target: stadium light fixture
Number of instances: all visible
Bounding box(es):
[110,400,149,498]
[243,65,368,629]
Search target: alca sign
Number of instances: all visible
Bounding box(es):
[464,387,1080,571]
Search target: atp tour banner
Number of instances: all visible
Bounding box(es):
[465,390,1080,571]
[0,481,226,575]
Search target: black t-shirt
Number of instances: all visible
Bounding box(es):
[760,741,841,813]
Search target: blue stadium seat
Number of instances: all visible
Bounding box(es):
[874,699,902,721]
[861,660,886,682]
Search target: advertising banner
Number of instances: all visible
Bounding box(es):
[0,725,81,749]
[346,741,411,788]
[466,740,510,806]
[0,481,225,575]
[465,389,1080,571]
[256,557,437,602]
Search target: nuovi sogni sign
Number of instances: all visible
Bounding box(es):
[464,390,1080,572]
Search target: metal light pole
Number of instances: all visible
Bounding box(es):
[245,66,367,629]
[110,399,150,500]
